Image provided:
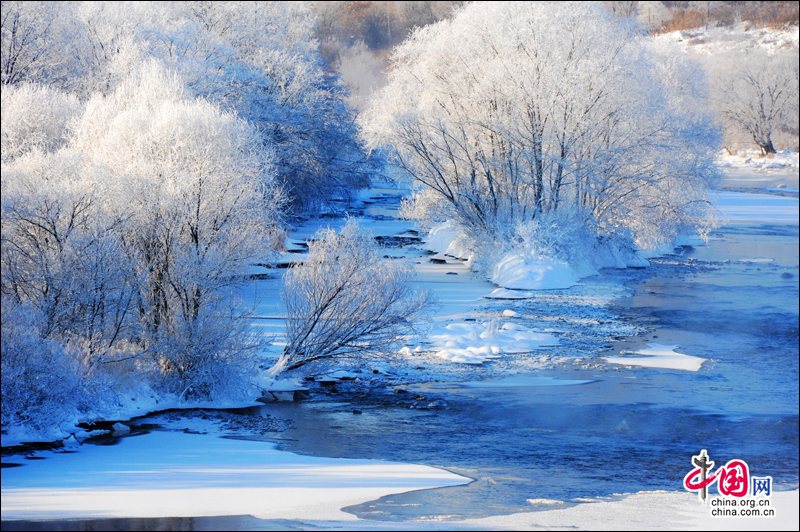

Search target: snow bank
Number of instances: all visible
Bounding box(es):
[659,23,800,58]
[490,253,580,290]
[717,149,800,170]
[453,490,799,531]
[423,220,650,294]
[488,237,650,291]
[0,430,470,521]
[603,343,706,372]
[429,320,558,364]
[423,221,472,260]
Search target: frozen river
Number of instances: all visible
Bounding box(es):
[2,166,798,529]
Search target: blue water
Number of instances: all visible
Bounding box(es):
[255,218,799,521]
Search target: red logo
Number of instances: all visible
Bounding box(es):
[684,450,749,503]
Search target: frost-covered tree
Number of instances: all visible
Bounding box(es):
[710,48,800,155]
[275,219,432,373]
[361,2,720,255]
[1,1,66,87]
[0,82,81,163]
[70,61,284,396]
[2,62,285,403]
[168,1,378,213]
[2,1,379,215]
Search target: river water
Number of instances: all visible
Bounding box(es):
[3,169,798,527]
[231,169,799,521]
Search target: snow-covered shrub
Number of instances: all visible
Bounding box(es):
[0,300,114,437]
[275,219,432,373]
[508,208,597,274]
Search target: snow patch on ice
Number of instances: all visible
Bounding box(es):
[603,343,706,372]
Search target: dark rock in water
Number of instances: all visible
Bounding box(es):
[352,409,362,415]
[77,420,116,432]
[393,388,407,394]
[680,244,694,251]
[293,390,311,401]
[415,395,426,401]
[255,395,276,404]
[374,235,422,248]
[781,272,794,279]
[430,258,448,264]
